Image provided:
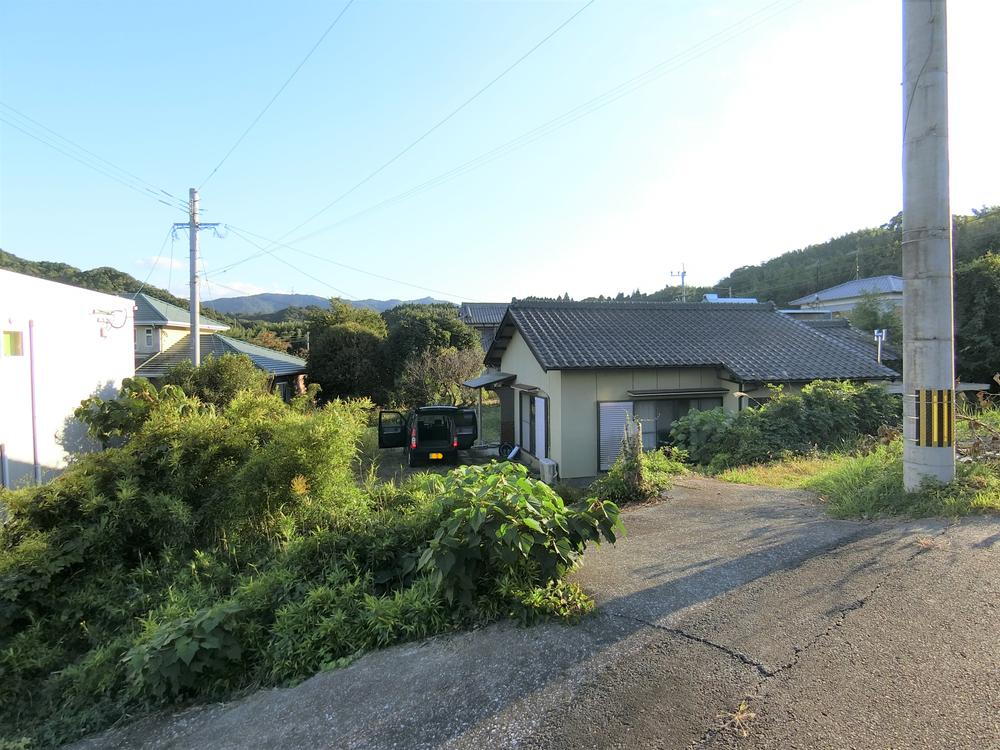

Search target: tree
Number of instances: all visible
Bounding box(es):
[307,321,386,399]
[163,353,271,407]
[955,252,1000,384]
[249,330,291,353]
[396,346,484,406]
[380,304,479,396]
[848,292,902,346]
[309,298,386,337]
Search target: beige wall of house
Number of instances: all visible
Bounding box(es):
[557,367,738,478]
[158,325,190,351]
[499,329,747,479]
[134,324,212,355]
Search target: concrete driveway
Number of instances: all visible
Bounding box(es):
[76,477,1000,749]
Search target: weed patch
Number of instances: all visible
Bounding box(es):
[0,377,620,747]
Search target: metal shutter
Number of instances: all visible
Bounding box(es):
[599,401,633,471]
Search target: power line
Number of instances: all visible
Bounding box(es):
[132,227,176,299]
[223,226,357,299]
[213,0,804,274]
[222,223,466,301]
[0,101,189,208]
[199,0,357,189]
[244,0,596,263]
[0,112,188,213]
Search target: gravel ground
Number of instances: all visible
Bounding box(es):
[73,477,1000,750]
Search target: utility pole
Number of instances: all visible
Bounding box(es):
[173,188,219,367]
[902,0,955,489]
[670,265,687,302]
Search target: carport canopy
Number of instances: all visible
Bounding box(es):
[463,371,516,389]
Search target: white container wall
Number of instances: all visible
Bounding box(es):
[0,270,134,487]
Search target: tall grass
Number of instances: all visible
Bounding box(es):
[718,441,1000,519]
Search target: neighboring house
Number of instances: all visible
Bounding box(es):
[127,293,306,398]
[458,302,508,352]
[702,293,758,303]
[779,308,835,321]
[803,319,902,371]
[0,270,134,488]
[482,301,898,480]
[128,292,229,370]
[135,332,307,399]
[789,275,903,314]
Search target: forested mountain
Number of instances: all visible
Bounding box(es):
[206,293,450,317]
[204,293,331,315]
[714,207,1000,306]
[0,249,192,310]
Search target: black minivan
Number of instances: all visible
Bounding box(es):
[378,406,478,467]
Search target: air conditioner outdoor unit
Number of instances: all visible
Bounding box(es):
[539,458,559,485]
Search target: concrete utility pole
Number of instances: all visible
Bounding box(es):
[188,188,200,366]
[902,0,955,489]
[173,188,219,367]
[670,265,687,302]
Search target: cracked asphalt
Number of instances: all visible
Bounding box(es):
[75,477,1000,750]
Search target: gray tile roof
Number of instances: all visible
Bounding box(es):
[789,275,903,306]
[459,302,508,326]
[127,293,228,330]
[136,333,306,378]
[803,319,901,366]
[486,301,899,382]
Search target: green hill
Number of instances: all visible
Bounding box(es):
[715,207,1000,306]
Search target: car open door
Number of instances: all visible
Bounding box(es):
[378,411,407,449]
[455,408,478,450]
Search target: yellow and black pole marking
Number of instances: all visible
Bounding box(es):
[913,389,954,447]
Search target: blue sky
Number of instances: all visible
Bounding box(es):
[2,0,998,304]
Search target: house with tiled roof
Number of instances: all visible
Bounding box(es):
[789,275,903,314]
[126,293,306,398]
[458,302,508,352]
[481,301,899,479]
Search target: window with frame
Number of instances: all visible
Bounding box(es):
[2,330,24,357]
[145,328,153,347]
[634,397,723,450]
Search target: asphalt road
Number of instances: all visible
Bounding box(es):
[75,477,1000,749]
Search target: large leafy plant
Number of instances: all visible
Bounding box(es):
[412,462,622,607]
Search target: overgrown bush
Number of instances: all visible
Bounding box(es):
[593,419,686,504]
[162,352,271,407]
[412,463,622,614]
[0,389,620,747]
[669,381,900,471]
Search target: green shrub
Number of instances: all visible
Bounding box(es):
[670,381,901,471]
[669,407,734,465]
[0,390,621,746]
[413,462,622,609]
[593,420,686,505]
[162,353,271,407]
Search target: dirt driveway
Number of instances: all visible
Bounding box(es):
[75,477,1000,749]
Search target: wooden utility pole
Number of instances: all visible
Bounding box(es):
[902,0,955,488]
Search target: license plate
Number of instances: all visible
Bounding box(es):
[429,453,444,460]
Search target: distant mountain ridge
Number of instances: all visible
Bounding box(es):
[204,293,452,317]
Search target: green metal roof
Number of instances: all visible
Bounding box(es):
[136,333,306,378]
[127,292,228,330]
